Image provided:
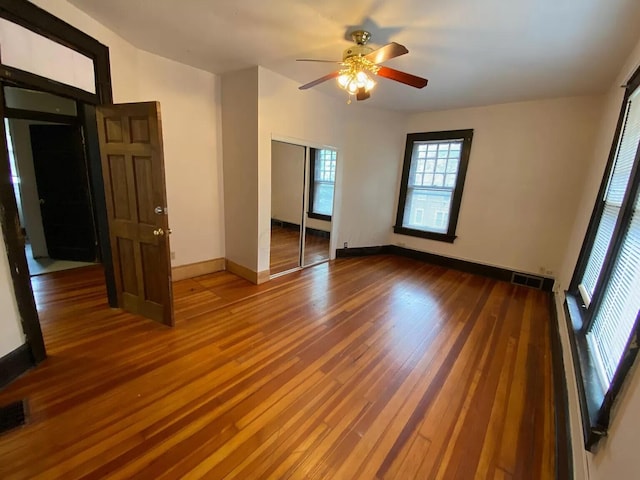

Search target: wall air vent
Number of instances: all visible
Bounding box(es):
[511,272,544,290]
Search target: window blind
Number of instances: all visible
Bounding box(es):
[580,89,640,305]
[588,189,640,384]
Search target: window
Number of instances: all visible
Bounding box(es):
[394,130,473,242]
[566,65,640,448]
[309,148,336,221]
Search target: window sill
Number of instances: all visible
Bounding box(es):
[308,212,331,222]
[563,293,610,450]
[393,225,456,243]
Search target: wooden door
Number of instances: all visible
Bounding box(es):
[30,124,97,262]
[95,102,174,326]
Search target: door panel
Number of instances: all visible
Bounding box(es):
[96,102,173,326]
[29,124,97,262]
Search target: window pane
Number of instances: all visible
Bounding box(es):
[313,183,334,216]
[312,149,336,216]
[403,138,467,234]
[425,159,435,173]
[588,192,640,385]
[445,174,457,187]
[0,18,95,93]
[403,189,452,233]
[580,88,640,303]
[316,149,336,182]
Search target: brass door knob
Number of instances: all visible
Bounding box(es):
[153,228,165,236]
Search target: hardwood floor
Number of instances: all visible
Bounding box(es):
[0,256,555,479]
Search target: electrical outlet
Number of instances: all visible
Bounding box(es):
[170,251,176,260]
[344,242,348,249]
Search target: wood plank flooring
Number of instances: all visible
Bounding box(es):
[0,255,555,479]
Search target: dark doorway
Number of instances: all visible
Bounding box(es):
[29,124,97,262]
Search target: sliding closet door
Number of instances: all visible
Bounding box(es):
[302,148,335,266]
[270,141,305,275]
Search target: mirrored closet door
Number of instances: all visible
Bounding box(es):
[302,148,334,267]
[269,140,336,277]
[270,141,305,275]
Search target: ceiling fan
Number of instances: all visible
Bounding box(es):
[297,30,428,102]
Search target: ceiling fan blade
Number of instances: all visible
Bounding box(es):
[365,42,409,64]
[356,87,371,101]
[376,66,428,89]
[296,59,342,63]
[299,71,340,90]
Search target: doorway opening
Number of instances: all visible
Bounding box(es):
[0,0,114,365]
[4,86,99,277]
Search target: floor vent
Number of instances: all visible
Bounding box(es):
[0,399,27,435]
[511,272,544,290]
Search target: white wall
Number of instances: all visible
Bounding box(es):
[257,67,407,272]
[339,110,408,248]
[221,67,259,271]
[271,141,305,225]
[0,222,25,357]
[0,0,225,357]
[555,34,640,480]
[135,51,224,266]
[306,217,331,233]
[29,0,224,268]
[395,97,603,277]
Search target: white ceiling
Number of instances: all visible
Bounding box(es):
[68,0,640,112]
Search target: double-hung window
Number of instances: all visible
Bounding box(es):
[394,130,473,242]
[567,66,640,448]
[308,148,336,221]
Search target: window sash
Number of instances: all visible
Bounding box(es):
[402,139,463,234]
[403,187,453,234]
[312,181,334,216]
[579,89,640,307]
[310,149,336,218]
[574,81,640,391]
[588,191,640,385]
[566,65,640,449]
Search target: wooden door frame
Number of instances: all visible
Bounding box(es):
[0,0,114,364]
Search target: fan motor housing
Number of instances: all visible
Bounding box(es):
[343,45,373,61]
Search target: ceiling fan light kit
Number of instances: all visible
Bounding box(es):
[298,30,428,103]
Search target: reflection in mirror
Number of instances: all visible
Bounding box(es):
[303,148,335,266]
[270,141,305,275]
